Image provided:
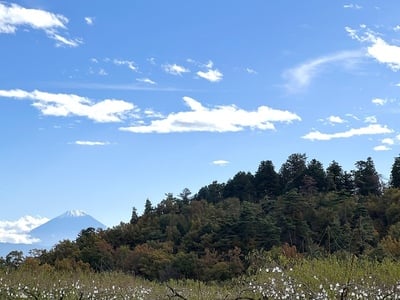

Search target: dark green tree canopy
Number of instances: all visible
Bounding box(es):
[390,154,400,188]
[254,160,281,199]
[279,153,307,192]
[25,153,400,282]
[353,157,381,196]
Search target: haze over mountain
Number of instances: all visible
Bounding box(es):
[0,210,106,258]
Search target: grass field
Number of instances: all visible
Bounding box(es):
[1,256,400,299]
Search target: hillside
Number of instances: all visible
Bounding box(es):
[25,153,400,281]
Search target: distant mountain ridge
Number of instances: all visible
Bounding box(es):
[0,210,106,258]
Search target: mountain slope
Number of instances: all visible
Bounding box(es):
[0,210,106,258]
[30,210,106,247]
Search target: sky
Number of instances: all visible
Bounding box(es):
[2,1,400,242]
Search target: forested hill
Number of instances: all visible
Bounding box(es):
[36,153,400,281]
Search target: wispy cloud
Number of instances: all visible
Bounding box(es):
[98,68,108,76]
[372,98,387,106]
[120,96,301,133]
[0,89,136,123]
[0,2,81,47]
[0,215,49,244]
[136,78,156,85]
[343,4,362,9]
[84,17,94,25]
[346,26,400,71]
[302,124,393,141]
[364,116,377,123]
[75,141,110,146]
[57,82,190,92]
[246,68,258,74]
[113,59,137,71]
[212,160,230,166]
[163,63,190,76]
[283,50,364,92]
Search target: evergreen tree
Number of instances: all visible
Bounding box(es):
[130,207,139,224]
[353,157,381,196]
[254,160,281,199]
[306,158,327,192]
[144,199,153,215]
[223,171,256,202]
[195,181,225,203]
[279,153,307,192]
[390,154,400,188]
[326,160,344,192]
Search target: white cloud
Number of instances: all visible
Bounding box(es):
[49,32,82,47]
[0,215,49,244]
[194,60,223,82]
[374,145,391,151]
[113,59,137,71]
[98,68,108,76]
[382,138,394,145]
[163,63,190,76]
[246,68,257,74]
[372,98,387,106]
[84,17,94,25]
[75,141,109,146]
[346,26,400,71]
[144,109,164,118]
[120,96,301,133]
[147,57,156,65]
[205,60,214,69]
[0,2,81,47]
[368,38,400,71]
[343,4,362,9]
[327,115,345,124]
[136,78,156,85]
[302,124,393,141]
[364,116,377,123]
[345,113,360,121]
[197,69,223,82]
[283,50,364,92]
[212,160,230,166]
[0,89,136,123]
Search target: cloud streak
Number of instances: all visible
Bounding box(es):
[75,141,110,146]
[0,89,136,123]
[212,160,230,166]
[0,2,81,47]
[302,124,393,141]
[120,96,301,133]
[283,50,364,92]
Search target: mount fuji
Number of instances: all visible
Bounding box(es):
[0,210,107,258]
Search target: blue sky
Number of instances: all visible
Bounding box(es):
[1,1,400,239]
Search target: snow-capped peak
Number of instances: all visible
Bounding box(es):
[63,210,87,217]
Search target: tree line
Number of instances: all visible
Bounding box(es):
[3,153,400,281]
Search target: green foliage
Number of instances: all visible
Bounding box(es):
[10,153,400,282]
[390,154,400,188]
